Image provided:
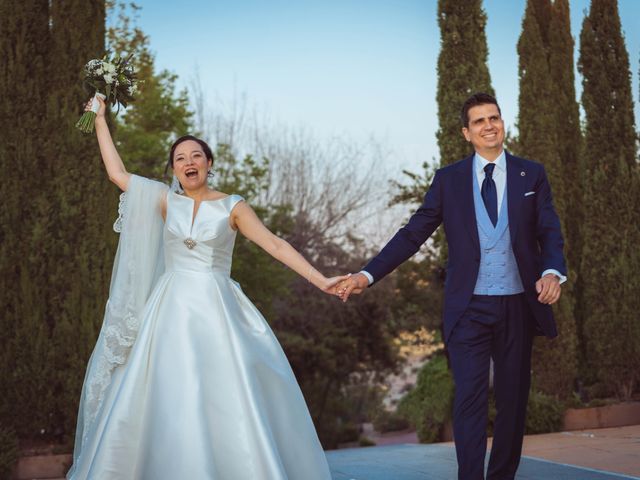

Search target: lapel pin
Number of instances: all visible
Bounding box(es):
[521,171,526,176]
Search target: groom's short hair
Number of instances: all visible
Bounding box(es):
[461,93,501,128]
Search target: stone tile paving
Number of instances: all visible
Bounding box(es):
[326,444,640,480]
[517,426,640,478]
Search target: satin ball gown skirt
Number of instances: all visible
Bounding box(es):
[68,192,332,480]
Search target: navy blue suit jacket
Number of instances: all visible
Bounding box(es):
[364,152,567,343]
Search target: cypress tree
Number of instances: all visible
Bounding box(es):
[44,0,118,438]
[548,0,583,276]
[388,0,496,353]
[436,0,494,166]
[0,0,58,437]
[392,0,495,205]
[578,0,639,398]
[392,0,494,202]
[436,0,495,282]
[516,0,578,398]
[517,0,558,183]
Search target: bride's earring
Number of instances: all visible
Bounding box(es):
[171,175,183,193]
[207,169,214,187]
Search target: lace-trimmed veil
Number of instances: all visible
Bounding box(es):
[69,175,168,474]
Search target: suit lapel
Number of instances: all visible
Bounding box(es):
[455,155,480,252]
[506,152,525,243]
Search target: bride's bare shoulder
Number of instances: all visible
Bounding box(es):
[205,191,230,202]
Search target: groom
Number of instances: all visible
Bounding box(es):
[338,93,566,479]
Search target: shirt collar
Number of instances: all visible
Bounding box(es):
[475,149,506,176]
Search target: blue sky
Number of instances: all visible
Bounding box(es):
[130,0,640,172]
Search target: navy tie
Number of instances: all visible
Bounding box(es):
[482,163,498,226]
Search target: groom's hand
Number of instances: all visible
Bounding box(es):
[536,273,561,305]
[337,273,369,302]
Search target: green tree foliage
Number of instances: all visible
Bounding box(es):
[0,0,399,451]
[389,256,445,335]
[0,0,167,444]
[389,0,495,365]
[547,0,584,274]
[0,426,19,480]
[523,389,564,434]
[388,165,447,343]
[397,354,454,443]
[107,1,192,178]
[485,384,564,436]
[436,0,494,166]
[516,0,578,398]
[0,0,82,440]
[213,143,295,320]
[398,354,566,444]
[578,0,639,398]
[517,0,563,205]
[212,143,401,448]
[45,0,117,441]
[0,0,112,441]
[274,272,399,448]
[397,0,495,204]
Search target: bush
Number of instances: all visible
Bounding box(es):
[397,353,565,443]
[358,436,376,447]
[0,426,18,480]
[336,422,360,445]
[487,387,565,436]
[397,354,454,443]
[371,408,410,433]
[525,389,565,434]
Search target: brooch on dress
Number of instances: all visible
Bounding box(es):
[184,238,197,249]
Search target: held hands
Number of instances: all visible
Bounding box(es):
[536,273,561,305]
[320,274,353,295]
[317,272,369,301]
[333,273,369,302]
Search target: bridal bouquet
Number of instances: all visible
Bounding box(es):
[75,53,139,133]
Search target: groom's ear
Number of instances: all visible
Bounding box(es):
[462,127,471,142]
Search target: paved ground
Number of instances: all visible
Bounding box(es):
[15,425,640,479]
[327,425,640,480]
[327,443,639,480]
[514,425,640,478]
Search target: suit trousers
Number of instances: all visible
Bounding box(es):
[447,293,534,480]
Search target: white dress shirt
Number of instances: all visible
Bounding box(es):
[361,149,566,285]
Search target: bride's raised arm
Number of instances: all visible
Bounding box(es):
[88,96,131,191]
[231,201,347,295]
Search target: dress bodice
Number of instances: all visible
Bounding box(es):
[164,192,244,275]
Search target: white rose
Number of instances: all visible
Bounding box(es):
[103,73,114,84]
[85,59,102,74]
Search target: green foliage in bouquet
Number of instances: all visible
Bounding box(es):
[82,53,137,109]
[76,52,140,133]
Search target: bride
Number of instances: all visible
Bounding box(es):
[66,97,343,479]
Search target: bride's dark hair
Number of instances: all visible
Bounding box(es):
[165,135,215,174]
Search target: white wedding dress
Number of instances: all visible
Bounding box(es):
[67,177,332,480]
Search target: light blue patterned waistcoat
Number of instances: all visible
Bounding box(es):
[472,175,524,295]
